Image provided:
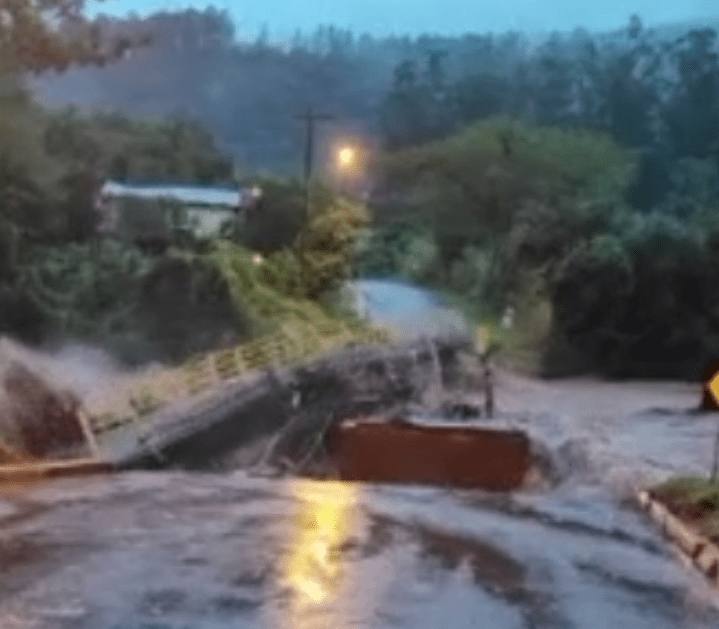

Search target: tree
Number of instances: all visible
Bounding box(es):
[291,29,304,53]
[242,178,306,253]
[254,23,270,51]
[42,110,234,185]
[0,0,148,74]
[532,35,578,126]
[393,59,417,89]
[454,73,514,123]
[628,14,643,40]
[425,49,448,92]
[662,28,719,160]
[302,188,370,297]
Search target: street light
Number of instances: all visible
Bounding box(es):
[338,146,356,169]
[337,145,356,196]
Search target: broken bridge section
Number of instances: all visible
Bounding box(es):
[116,337,470,471]
[114,336,543,492]
[0,331,542,492]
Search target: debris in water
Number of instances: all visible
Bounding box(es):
[1,362,87,458]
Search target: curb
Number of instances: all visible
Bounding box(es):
[638,490,719,583]
[0,459,114,484]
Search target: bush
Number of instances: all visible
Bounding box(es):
[371,116,719,378]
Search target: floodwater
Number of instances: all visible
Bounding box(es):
[3,373,719,628]
[3,281,719,627]
[347,279,470,339]
[0,452,718,628]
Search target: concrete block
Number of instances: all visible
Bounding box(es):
[695,544,719,580]
[664,511,704,557]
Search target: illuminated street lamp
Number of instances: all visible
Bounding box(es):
[338,146,356,169]
[337,145,356,195]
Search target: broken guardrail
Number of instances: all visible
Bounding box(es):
[86,320,392,436]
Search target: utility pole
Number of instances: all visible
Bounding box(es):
[295,106,335,293]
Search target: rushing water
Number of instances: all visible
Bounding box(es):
[346,279,470,339]
[2,281,719,627]
[2,463,719,629]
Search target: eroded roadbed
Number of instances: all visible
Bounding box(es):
[2,471,719,629]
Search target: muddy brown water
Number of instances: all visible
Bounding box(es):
[3,371,719,628]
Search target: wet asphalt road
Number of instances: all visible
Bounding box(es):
[2,460,719,629]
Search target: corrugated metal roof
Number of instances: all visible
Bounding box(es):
[100,181,244,207]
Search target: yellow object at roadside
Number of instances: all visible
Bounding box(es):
[476,325,490,355]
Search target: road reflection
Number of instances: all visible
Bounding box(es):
[281,479,360,614]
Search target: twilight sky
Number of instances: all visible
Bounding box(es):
[86,0,719,41]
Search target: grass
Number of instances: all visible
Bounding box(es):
[650,475,719,541]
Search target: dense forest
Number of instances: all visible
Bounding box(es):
[3,3,719,377]
[28,10,719,172]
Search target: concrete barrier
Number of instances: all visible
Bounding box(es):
[326,417,532,491]
[638,491,719,587]
[696,545,719,582]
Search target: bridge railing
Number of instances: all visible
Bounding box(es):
[87,320,391,435]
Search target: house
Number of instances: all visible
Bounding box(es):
[96,181,261,244]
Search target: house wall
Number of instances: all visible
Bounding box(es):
[96,198,121,235]
[185,206,236,238]
[116,198,170,243]
[97,197,240,242]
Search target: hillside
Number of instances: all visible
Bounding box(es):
[26,9,718,173]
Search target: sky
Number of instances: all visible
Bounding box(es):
[86,0,719,41]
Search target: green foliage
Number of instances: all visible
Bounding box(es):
[0,0,150,76]
[1,0,97,73]
[133,251,250,362]
[652,476,719,507]
[354,225,441,283]
[377,117,636,261]
[44,109,234,184]
[14,241,153,339]
[0,77,234,254]
[205,240,352,335]
[658,157,719,221]
[651,476,719,539]
[372,117,636,315]
[0,240,254,364]
[548,208,719,377]
[241,177,306,253]
[448,246,504,310]
[235,177,370,298]
[396,231,439,280]
[0,78,67,238]
[302,193,371,297]
[372,113,719,378]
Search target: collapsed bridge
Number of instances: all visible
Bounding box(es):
[0,321,546,490]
